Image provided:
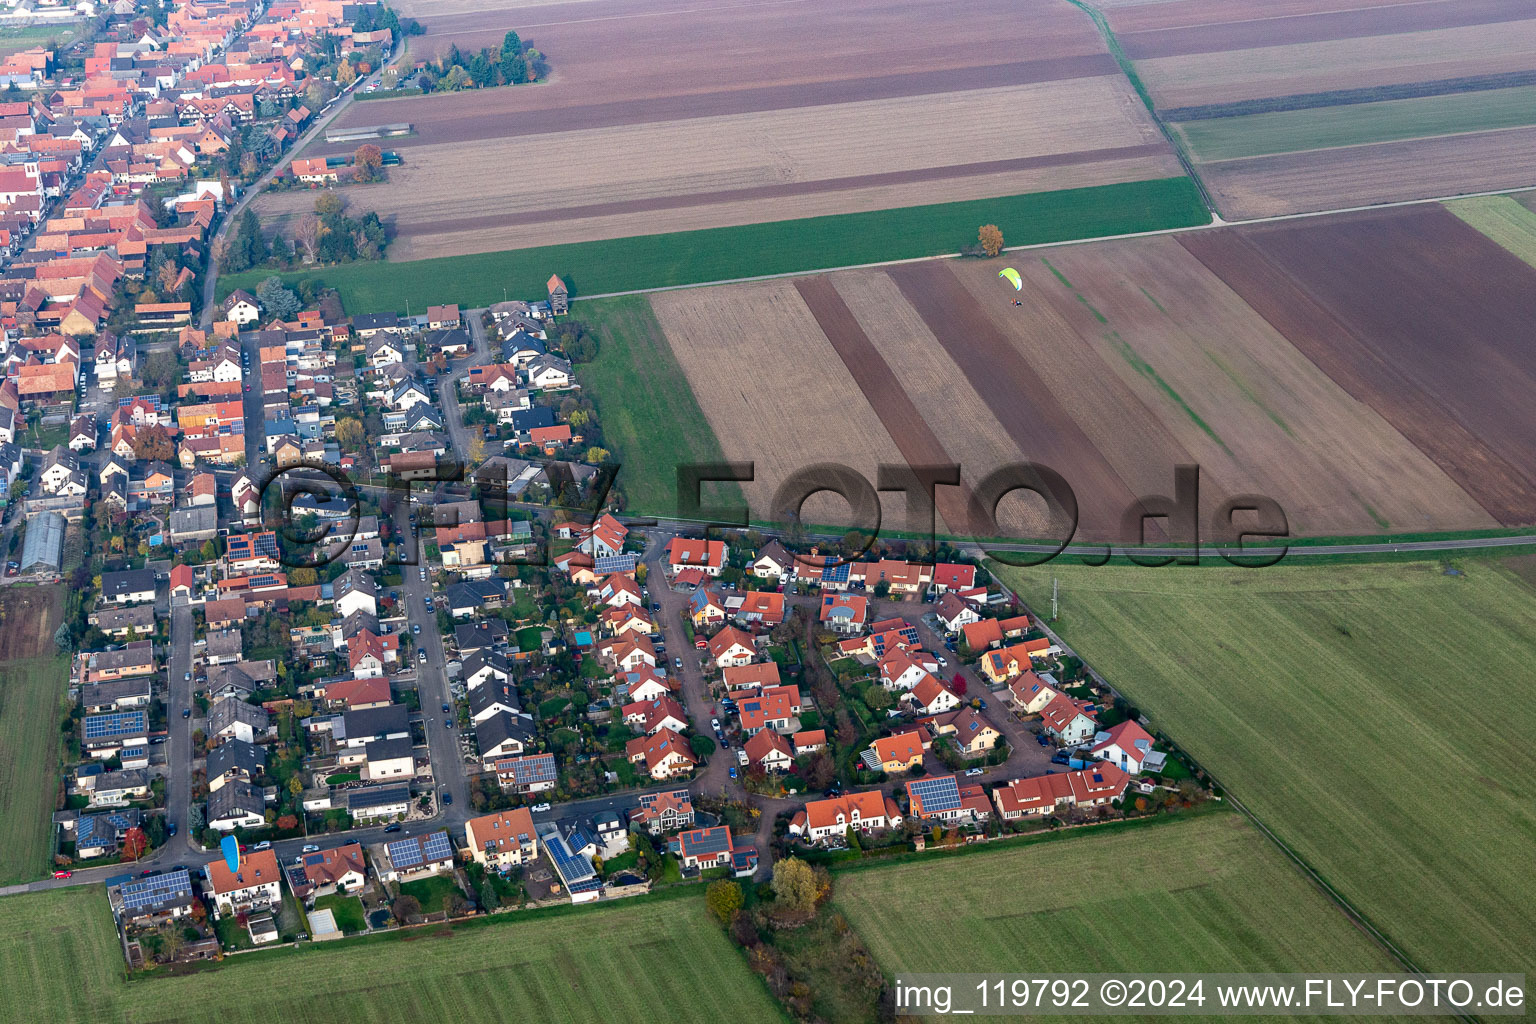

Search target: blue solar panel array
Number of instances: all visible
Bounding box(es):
[507,754,557,785]
[385,836,423,869]
[118,869,193,913]
[908,775,962,814]
[594,553,638,575]
[421,831,453,864]
[823,563,850,584]
[542,830,598,887]
[84,710,147,739]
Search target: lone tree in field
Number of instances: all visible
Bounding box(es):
[978,224,1004,257]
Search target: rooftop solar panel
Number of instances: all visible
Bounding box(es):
[422,831,453,863]
[909,776,962,813]
[594,553,638,574]
[118,869,193,912]
[84,711,147,739]
[385,837,423,869]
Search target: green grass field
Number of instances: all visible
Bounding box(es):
[0,23,75,57]
[838,812,1400,994]
[397,873,460,913]
[990,558,1536,976]
[221,177,1209,312]
[0,656,70,885]
[0,887,782,1024]
[576,295,739,516]
[1173,86,1536,162]
[1446,195,1536,268]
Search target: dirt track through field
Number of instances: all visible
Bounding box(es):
[886,262,1143,542]
[792,277,973,535]
[390,144,1169,239]
[1119,0,1532,60]
[1179,222,1536,526]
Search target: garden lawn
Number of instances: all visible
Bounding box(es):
[0,885,782,1024]
[0,656,71,884]
[219,177,1209,311]
[837,812,1403,1014]
[1174,86,1536,162]
[574,295,736,516]
[990,558,1536,976]
[396,873,461,914]
[312,892,367,934]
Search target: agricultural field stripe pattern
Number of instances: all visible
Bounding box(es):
[393,145,1174,238]
[793,276,974,533]
[886,261,1143,541]
[1185,207,1536,525]
[316,55,1121,154]
[1176,227,1536,525]
[1117,0,1533,60]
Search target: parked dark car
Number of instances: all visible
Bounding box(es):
[383,824,402,833]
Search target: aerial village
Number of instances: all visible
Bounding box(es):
[0,0,1210,967]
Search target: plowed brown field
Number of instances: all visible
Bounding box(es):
[1118,0,1531,60]
[1182,207,1536,526]
[649,280,907,529]
[281,71,1177,259]
[295,0,1183,260]
[1197,128,1536,219]
[639,208,1510,542]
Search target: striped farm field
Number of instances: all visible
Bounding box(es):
[837,812,1404,1009]
[0,887,781,1024]
[990,558,1536,976]
[0,653,70,885]
[1447,195,1536,267]
[1173,84,1536,161]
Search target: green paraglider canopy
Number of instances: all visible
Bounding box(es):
[998,267,1022,290]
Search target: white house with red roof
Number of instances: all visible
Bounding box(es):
[204,848,282,919]
[743,728,794,772]
[991,764,1132,820]
[626,729,698,779]
[878,648,933,692]
[790,790,901,842]
[1088,719,1164,774]
[738,684,802,736]
[1039,694,1099,745]
[707,625,756,668]
[596,573,643,608]
[908,674,961,715]
[622,695,690,736]
[665,536,727,576]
